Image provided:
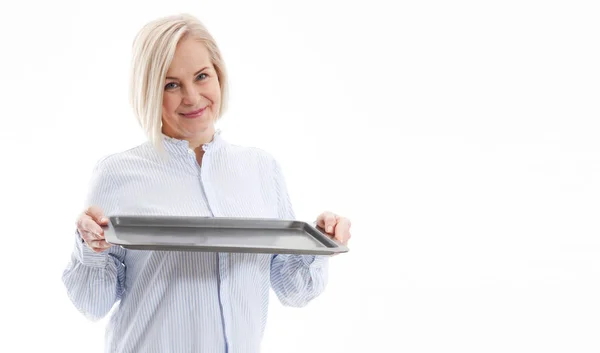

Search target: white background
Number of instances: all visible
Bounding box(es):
[0,0,599,352]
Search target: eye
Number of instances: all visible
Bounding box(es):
[165,82,178,90]
[196,73,208,81]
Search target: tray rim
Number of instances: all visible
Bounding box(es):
[103,215,349,255]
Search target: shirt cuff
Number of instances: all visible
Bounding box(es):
[73,230,109,268]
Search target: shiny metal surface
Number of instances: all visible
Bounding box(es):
[103,215,349,255]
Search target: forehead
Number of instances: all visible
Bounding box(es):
[167,37,212,76]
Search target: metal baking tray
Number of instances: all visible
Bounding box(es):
[103,215,349,255]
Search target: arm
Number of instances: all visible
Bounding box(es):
[61,160,127,321]
[269,159,329,307]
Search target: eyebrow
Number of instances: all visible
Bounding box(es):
[165,67,209,80]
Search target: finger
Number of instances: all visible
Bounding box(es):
[324,214,338,234]
[79,218,105,239]
[333,217,351,243]
[316,211,334,226]
[79,231,99,245]
[91,245,110,253]
[83,229,105,242]
[87,241,111,253]
[317,212,337,234]
[89,239,111,250]
[85,205,108,225]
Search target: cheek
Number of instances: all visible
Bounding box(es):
[207,82,221,106]
[162,95,180,117]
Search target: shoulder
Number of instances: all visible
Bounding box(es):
[91,143,154,176]
[83,145,150,209]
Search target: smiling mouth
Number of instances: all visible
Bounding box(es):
[180,107,207,118]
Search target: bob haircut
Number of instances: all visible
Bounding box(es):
[129,13,228,152]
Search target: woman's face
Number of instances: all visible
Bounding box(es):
[161,36,221,145]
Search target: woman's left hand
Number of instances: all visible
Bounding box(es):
[316,211,351,246]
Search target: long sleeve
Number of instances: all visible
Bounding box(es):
[61,159,127,321]
[269,159,329,307]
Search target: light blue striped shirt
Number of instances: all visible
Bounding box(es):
[61,130,329,353]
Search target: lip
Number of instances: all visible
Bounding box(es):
[180,107,207,119]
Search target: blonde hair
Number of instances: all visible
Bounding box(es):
[129,13,228,151]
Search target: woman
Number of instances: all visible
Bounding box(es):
[61,13,351,353]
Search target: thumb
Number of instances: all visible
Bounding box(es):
[86,205,108,224]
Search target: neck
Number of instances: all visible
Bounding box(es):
[187,132,215,150]
[163,125,216,151]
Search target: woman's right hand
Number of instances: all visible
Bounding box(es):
[76,206,112,253]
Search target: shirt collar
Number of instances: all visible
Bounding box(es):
[161,128,226,156]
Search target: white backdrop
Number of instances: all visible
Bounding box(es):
[0,0,599,352]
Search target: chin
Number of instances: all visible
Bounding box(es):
[183,120,215,134]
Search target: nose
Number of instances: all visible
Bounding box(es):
[181,86,200,106]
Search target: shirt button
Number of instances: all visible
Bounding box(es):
[202,145,208,151]
[188,149,194,154]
